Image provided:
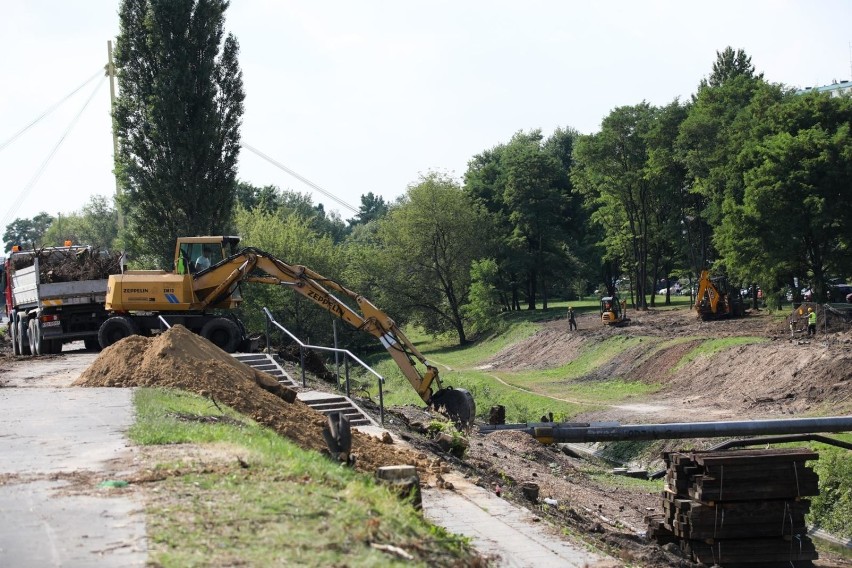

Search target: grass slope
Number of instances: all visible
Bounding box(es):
[131,388,477,567]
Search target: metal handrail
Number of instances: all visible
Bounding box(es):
[158,315,172,330]
[262,307,385,424]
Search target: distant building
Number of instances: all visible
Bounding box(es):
[796,79,852,97]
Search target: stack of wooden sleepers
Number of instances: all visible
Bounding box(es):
[646,447,819,566]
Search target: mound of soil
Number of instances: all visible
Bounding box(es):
[480,308,852,424]
[73,325,429,476]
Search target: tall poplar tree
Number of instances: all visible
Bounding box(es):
[113,0,244,267]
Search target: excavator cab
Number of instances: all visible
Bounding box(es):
[175,236,240,275]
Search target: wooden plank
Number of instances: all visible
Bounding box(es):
[693,449,819,466]
[700,463,816,481]
[688,499,811,516]
[691,481,819,502]
[682,522,808,540]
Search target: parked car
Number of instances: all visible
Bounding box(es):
[829,284,852,302]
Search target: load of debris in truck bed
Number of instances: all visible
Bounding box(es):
[11,247,122,282]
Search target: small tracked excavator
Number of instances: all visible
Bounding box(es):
[100,236,476,425]
[600,295,629,326]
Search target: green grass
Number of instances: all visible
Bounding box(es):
[364,329,662,423]
[130,388,477,567]
[674,336,768,371]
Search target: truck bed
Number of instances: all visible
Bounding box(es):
[11,265,108,309]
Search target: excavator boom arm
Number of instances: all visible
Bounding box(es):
[193,248,441,403]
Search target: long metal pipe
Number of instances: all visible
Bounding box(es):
[479,416,852,444]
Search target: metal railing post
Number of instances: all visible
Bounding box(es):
[378,377,385,425]
[299,345,306,387]
[265,314,271,354]
[344,357,350,398]
[333,319,340,389]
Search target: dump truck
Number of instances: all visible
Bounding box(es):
[98,236,476,424]
[695,270,745,320]
[2,244,122,355]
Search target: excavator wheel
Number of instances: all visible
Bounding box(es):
[431,387,476,427]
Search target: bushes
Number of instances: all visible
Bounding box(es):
[808,448,852,539]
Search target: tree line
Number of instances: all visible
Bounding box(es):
[4,0,851,347]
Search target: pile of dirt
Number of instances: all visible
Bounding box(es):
[786,302,852,334]
[73,325,429,476]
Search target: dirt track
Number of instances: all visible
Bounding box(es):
[482,307,852,423]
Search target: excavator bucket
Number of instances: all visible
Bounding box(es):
[431,387,476,427]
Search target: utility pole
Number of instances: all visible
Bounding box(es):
[106,40,123,231]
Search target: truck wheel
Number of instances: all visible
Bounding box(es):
[10,315,20,356]
[200,317,241,353]
[17,318,31,356]
[83,337,101,352]
[28,319,42,356]
[98,316,138,348]
[44,339,63,354]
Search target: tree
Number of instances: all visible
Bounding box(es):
[462,258,503,337]
[464,129,581,310]
[42,196,119,250]
[347,192,389,226]
[573,103,661,308]
[235,181,283,214]
[717,92,852,302]
[706,47,761,89]
[644,100,689,306]
[233,206,347,342]
[113,0,245,268]
[3,212,54,252]
[676,47,768,271]
[361,172,495,345]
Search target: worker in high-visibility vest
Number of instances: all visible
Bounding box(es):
[807,307,817,336]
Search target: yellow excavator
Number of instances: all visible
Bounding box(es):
[694,270,745,321]
[101,236,476,424]
[600,295,628,326]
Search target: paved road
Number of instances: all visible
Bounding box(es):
[0,347,147,567]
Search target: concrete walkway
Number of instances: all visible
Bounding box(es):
[423,472,615,567]
[0,385,147,567]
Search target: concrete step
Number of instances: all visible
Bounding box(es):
[234,354,379,430]
[232,353,297,388]
[297,394,374,427]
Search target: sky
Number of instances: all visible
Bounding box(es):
[1,1,851,249]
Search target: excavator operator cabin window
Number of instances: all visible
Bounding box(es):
[179,243,224,274]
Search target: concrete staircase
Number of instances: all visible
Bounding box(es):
[232,353,376,428]
[232,353,298,388]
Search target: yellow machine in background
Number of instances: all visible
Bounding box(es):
[102,236,476,424]
[600,295,628,326]
[694,270,745,321]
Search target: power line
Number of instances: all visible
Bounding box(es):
[0,68,104,154]
[240,142,358,214]
[1,75,108,230]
